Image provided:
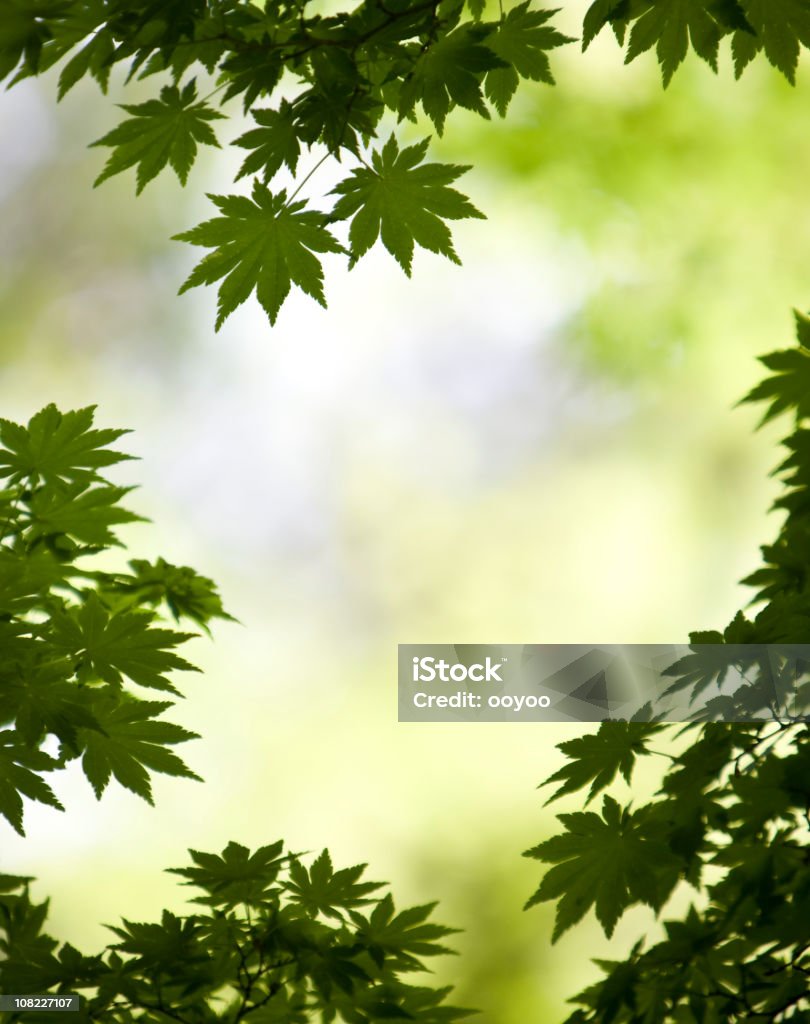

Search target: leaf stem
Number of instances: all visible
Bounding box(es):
[285,150,331,204]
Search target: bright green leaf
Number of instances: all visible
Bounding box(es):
[286,850,384,919]
[48,593,199,693]
[233,101,301,182]
[92,79,224,193]
[484,3,571,115]
[524,796,682,941]
[79,697,201,803]
[541,721,663,804]
[331,135,485,276]
[625,0,724,86]
[0,732,63,835]
[737,0,810,81]
[398,23,506,133]
[174,182,344,328]
[0,404,132,488]
[166,841,286,907]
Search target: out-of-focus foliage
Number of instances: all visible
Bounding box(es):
[527,313,810,1021]
[447,48,810,387]
[0,842,469,1023]
[0,403,231,833]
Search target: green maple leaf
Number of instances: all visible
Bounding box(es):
[524,796,682,941]
[349,895,458,969]
[541,721,662,805]
[0,939,104,995]
[107,557,235,631]
[583,0,752,62]
[286,850,383,920]
[91,79,224,194]
[48,593,199,694]
[0,404,132,488]
[740,313,810,422]
[331,136,485,276]
[0,547,70,614]
[294,86,382,156]
[741,520,810,598]
[166,840,286,907]
[37,0,112,96]
[220,48,284,111]
[10,658,102,754]
[582,0,632,50]
[0,0,58,81]
[735,0,810,81]
[624,0,725,86]
[484,3,572,115]
[233,101,301,182]
[79,697,201,803]
[660,638,740,700]
[729,755,796,835]
[174,182,344,328]
[27,482,143,548]
[0,732,64,835]
[398,23,506,133]
[108,910,206,971]
[771,427,810,517]
[55,28,115,100]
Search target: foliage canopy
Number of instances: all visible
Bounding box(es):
[6,1,810,1022]
[0,840,469,1023]
[0,407,468,1023]
[527,312,810,1021]
[0,403,234,834]
[8,0,810,327]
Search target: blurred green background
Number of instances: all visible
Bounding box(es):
[1,3,808,1020]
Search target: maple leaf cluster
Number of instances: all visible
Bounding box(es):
[528,311,810,1020]
[4,2,810,327]
[0,404,232,833]
[0,409,470,1023]
[583,0,810,85]
[0,843,470,1022]
[5,2,810,327]
[0,0,572,328]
